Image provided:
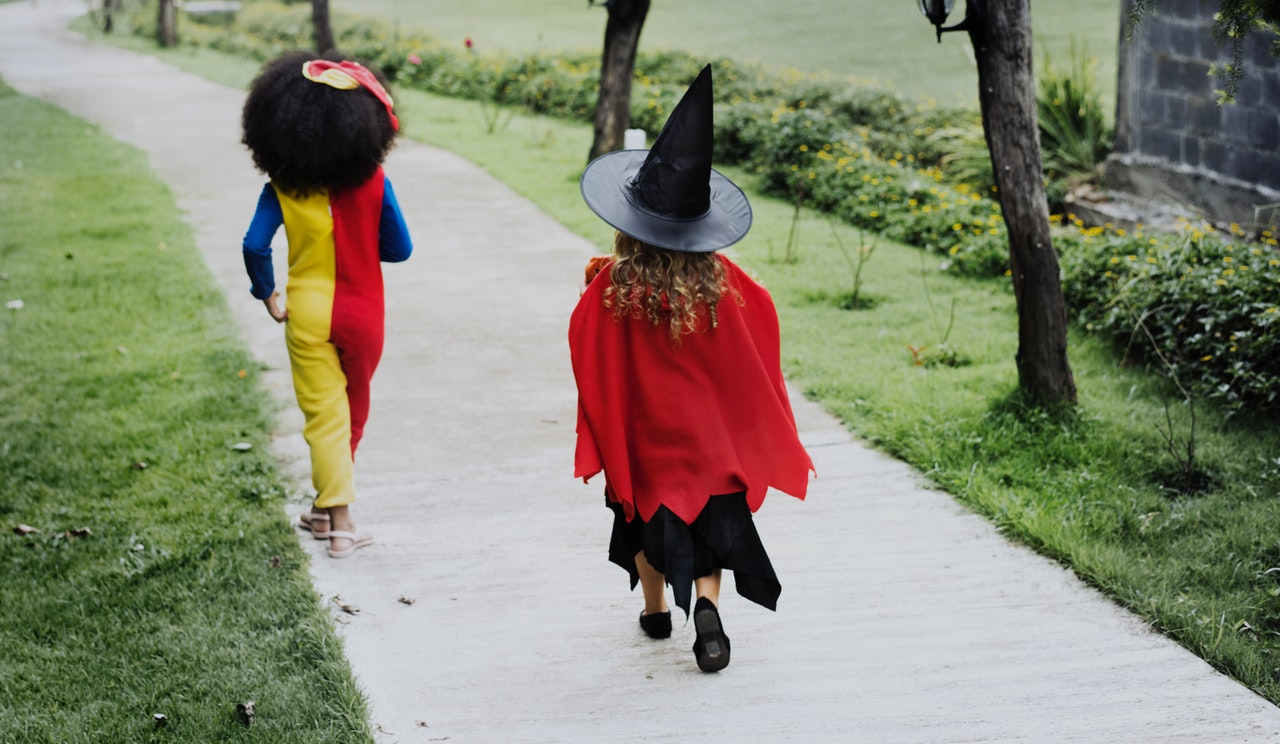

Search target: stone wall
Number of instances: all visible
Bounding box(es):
[1108,0,1280,230]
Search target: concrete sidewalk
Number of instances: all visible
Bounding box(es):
[3,3,1279,741]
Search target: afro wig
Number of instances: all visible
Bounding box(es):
[241,50,398,196]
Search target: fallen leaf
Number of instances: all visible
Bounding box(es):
[6,299,23,310]
[376,724,396,735]
[398,595,416,606]
[416,720,431,728]
[237,700,255,727]
[332,596,360,615]
[131,544,144,552]
[13,524,39,535]
[269,555,282,568]
[132,461,149,470]
[153,713,168,729]
[60,527,92,539]
[230,442,253,452]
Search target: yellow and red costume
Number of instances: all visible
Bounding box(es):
[242,167,411,508]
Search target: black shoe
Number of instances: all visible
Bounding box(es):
[639,610,672,639]
[692,597,730,672]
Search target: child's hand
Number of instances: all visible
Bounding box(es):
[264,291,287,323]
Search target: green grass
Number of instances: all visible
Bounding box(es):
[333,0,1122,108]
[0,80,372,743]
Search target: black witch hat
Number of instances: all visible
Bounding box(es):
[580,65,752,253]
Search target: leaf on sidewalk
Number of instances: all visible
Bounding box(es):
[398,595,416,606]
[332,596,360,615]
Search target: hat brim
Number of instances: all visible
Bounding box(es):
[581,150,752,253]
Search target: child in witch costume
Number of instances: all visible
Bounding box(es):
[240,51,412,558]
[570,65,813,672]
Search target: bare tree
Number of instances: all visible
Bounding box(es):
[939,0,1077,406]
[587,0,651,162]
[312,0,335,54]
[100,0,120,33]
[157,0,177,47]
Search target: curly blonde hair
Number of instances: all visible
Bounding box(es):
[603,232,740,342]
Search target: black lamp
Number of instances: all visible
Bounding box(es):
[917,0,979,43]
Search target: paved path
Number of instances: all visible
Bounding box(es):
[4,3,1279,742]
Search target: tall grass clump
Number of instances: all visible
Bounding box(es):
[1037,43,1113,206]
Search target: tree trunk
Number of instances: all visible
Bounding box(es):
[157,0,177,47]
[968,0,1077,406]
[588,0,650,162]
[101,0,118,33]
[312,0,335,55]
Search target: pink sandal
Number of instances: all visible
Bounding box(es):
[297,511,330,540]
[326,530,374,559]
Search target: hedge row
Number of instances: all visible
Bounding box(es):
[135,2,1280,410]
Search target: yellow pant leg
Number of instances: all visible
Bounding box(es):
[286,319,356,509]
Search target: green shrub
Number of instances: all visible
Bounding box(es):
[1061,221,1280,411]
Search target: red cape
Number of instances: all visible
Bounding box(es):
[569,256,813,525]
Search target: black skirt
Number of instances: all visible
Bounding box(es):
[607,491,781,616]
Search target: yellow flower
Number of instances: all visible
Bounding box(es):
[1109,256,1121,264]
[1201,355,1213,361]
[799,144,809,152]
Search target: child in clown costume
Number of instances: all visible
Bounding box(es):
[240,51,411,559]
[571,65,813,672]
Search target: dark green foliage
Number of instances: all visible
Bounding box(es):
[1060,224,1280,412]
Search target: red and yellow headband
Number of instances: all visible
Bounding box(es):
[302,59,399,131]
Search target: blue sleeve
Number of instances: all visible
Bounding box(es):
[379,176,413,263]
[242,184,282,300]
